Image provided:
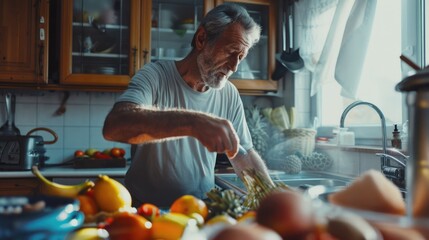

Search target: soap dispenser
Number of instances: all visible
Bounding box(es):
[391,124,402,149]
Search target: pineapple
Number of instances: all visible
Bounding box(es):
[245,106,270,158]
[267,154,302,174]
[205,189,246,219]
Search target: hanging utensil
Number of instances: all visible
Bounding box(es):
[0,93,20,136]
[272,1,304,80]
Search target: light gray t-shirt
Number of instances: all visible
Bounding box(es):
[117,61,252,207]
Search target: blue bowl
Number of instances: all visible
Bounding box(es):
[0,195,84,240]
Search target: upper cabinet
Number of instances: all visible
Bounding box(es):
[59,0,150,87]
[0,0,49,84]
[0,0,278,94]
[151,0,204,62]
[214,0,278,94]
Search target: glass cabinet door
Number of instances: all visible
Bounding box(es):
[214,0,277,93]
[60,0,141,86]
[151,0,204,62]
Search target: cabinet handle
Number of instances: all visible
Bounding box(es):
[38,43,44,77]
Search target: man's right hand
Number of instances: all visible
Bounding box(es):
[193,115,239,158]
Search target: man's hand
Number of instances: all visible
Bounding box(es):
[193,115,239,158]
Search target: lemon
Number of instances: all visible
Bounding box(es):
[92,175,132,212]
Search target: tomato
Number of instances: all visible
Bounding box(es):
[111,147,126,158]
[137,203,160,220]
[74,150,85,158]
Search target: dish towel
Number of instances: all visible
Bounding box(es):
[335,0,377,99]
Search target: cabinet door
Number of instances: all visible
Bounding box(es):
[0,178,40,196]
[151,0,204,63]
[0,0,49,84]
[214,0,277,94]
[60,0,143,86]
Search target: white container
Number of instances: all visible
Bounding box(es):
[338,128,355,146]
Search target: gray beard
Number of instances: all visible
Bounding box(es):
[197,53,227,90]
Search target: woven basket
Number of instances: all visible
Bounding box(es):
[282,128,317,157]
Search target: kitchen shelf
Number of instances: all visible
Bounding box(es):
[72,22,129,30]
[72,52,128,58]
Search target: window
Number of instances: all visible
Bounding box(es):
[313,0,419,143]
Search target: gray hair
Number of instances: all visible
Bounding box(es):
[191,3,261,48]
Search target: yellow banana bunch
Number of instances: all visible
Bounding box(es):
[31,166,95,198]
[151,212,199,240]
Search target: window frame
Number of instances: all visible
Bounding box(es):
[307,0,422,147]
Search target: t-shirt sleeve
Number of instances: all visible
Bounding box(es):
[116,63,159,106]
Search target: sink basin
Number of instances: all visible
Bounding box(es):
[215,171,354,194]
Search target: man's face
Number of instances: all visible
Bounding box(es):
[197,23,251,90]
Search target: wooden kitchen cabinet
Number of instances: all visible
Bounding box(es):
[213,0,278,94]
[0,0,49,84]
[59,0,151,87]
[0,178,40,196]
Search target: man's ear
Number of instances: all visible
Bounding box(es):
[194,27,207,50]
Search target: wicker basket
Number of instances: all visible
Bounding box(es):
[282,128,317,157]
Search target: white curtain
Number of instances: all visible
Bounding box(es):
[295,0,377,98]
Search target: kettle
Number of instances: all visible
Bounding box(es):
[396,68,429,219]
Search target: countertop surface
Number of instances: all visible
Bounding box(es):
[0,164,130,178]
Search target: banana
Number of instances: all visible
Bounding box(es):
[151,212,199,240]
[67,227,109,240]
[31,166,95,198]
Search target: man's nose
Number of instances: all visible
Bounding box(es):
[228,56,240,73]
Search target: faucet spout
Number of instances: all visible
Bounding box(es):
[339,101,388,165]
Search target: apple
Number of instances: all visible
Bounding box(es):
[103,148,112,155]
[85,148,99,157]
[74,150,85,158]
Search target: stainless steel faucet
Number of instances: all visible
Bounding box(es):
[339,101,388,166]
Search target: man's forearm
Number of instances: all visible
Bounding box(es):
[230,148,274,186]
[103,102,201,144]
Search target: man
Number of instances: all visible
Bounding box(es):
[103,3,273,208]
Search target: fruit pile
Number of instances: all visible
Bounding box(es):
[31,166,346,240]
[74,147,126,159]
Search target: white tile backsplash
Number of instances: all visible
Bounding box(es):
[37,104,64,126]
[90,104,112,127]
[0,91,131,164]
[64,104,90,126]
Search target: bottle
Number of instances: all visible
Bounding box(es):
[391,124,402,149]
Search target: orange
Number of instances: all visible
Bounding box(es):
[92,175,132,212]
[77,194,99,216]
[238,210,256,224]
[104,212,152,240]
[170,195,208,220]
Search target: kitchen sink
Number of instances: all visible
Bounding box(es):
[215,171,354,195]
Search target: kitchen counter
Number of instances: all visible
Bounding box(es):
[0,164,130,178]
